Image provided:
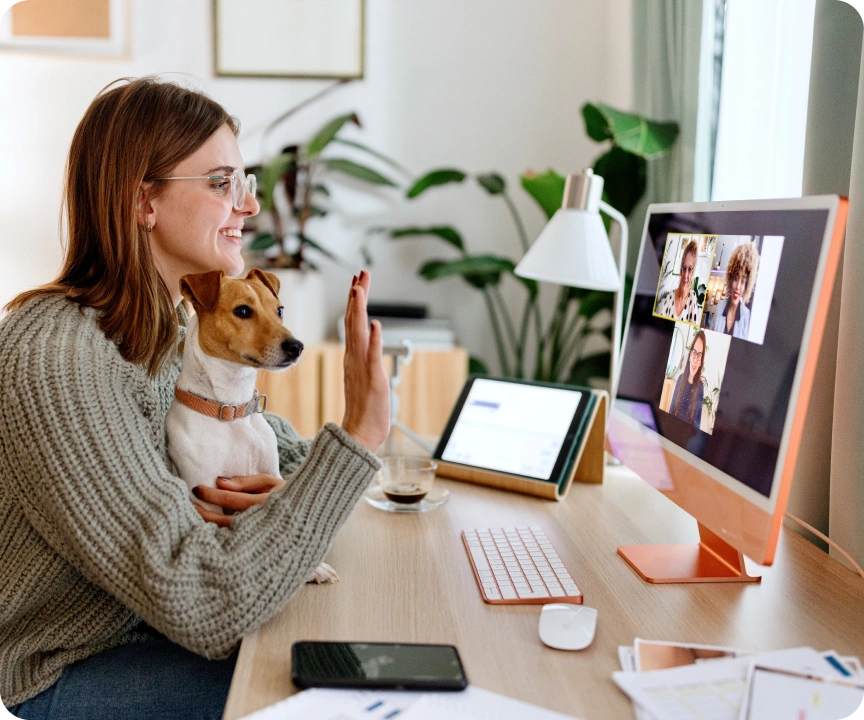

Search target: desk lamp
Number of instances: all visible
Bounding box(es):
[514,169,628,401]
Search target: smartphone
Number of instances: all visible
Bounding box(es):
[291,641,468,691]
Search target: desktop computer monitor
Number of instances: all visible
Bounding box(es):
[606,196,848,583]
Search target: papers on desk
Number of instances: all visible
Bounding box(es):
[614,640,864,720]
[238,686,581,720]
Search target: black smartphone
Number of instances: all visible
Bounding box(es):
[291,641,468,691]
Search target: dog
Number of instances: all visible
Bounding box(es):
[166,267,337,584]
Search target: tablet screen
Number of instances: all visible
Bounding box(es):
[438,378,584,480]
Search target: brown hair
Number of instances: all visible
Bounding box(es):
[673,330,706,425]
[5,77,239,377]
[724,242,760,304]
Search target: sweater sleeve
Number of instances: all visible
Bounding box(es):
[0,307,380,659]
[262,412,313,477]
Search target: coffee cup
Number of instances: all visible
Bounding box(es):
[377,456,438,504]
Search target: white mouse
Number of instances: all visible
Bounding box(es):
[538,604,598,650]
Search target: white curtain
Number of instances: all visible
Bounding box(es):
[711,0,818,201]
[789,0,864,569]
[629,0,716,271]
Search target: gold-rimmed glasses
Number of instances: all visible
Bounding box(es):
[155,168,256,210]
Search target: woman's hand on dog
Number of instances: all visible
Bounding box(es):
[193,474,286,526]
[341,270,390,453]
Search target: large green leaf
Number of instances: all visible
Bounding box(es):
[576,290,613,319]
[582,103,679,159]
[250,232,276,251]
[593,147,647,217]
[388,226,465,252]
[521,171,566,220]
[260,153,295,211]
[476,172,506,195]
[306,112,360,157]
[567,351,611,386]
[419,255,515,289]
[406,169,466,199]
[468,356,489,375]
[582,104,614,143]
[332,138,412,178]
[320,158,397,186]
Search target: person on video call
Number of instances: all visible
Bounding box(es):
[670,331,706,429]
[711,242,760,339]
[656,240,701,323]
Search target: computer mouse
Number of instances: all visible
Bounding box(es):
[538,604,598,650]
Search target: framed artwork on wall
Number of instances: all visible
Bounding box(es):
[214,0,364,79]
[0,0,127,56]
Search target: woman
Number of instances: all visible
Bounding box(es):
[0,77,389,719]
[656,240,702,323]
[711,242,759,339]
[669,331,706,429]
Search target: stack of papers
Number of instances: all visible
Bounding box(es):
[239,685,581,720]
[614,639,863,720]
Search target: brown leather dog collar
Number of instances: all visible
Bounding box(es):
[174,388,268,422]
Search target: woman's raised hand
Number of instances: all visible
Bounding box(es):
[341,270,390,452]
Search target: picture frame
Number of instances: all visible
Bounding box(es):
[213,0,364,80]
[0,0,127,57]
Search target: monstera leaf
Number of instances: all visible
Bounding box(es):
[581,103,679,159]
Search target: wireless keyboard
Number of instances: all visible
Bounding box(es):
[462,526,583,605]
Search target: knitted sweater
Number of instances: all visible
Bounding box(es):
[0,294,380,707]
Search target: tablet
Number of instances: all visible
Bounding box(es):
[433,376,596,490]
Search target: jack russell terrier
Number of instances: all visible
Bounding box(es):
[166,267,337,583]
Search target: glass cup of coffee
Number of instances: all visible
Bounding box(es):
[377,456,438,504]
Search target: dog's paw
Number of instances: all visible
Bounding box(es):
[307,562,339,584]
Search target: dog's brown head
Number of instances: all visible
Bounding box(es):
[179,268,303,370]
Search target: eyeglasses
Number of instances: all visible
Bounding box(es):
[155,168,257,211]
[690,348,704,360]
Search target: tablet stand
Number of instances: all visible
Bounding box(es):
[435,391,608,500]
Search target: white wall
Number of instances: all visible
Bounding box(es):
[0,0,632,373]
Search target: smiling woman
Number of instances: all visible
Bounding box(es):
[0,77,388,720]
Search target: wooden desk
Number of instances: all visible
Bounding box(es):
[223,466,864,720]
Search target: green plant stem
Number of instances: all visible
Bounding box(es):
[554,317,589,381]
[542,288,572,380]
[502,191,530,254]
[491,285,519,373]
[532,301,545,380]
[483,289,511,376]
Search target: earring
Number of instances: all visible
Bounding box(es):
[145,222,152,233]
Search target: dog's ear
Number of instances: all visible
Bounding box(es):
[179,270,223,313]
[246,268,281,299]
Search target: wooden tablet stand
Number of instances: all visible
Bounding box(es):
[435,391,608,500]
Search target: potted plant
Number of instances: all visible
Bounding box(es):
[372,103,678,385]
[245,112,407,343]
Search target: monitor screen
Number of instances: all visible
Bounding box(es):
[615,206,832,503]
[439,378,584,480]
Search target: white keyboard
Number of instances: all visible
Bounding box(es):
[462,526,583,605]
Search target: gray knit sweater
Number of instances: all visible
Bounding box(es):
[0,294,380,707]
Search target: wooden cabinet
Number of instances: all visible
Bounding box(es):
[257,343,469,439]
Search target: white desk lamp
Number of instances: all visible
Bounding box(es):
[514,168,628,402]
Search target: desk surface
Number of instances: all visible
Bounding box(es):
[223,466,864,720]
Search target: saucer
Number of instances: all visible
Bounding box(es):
[363,484,451,513]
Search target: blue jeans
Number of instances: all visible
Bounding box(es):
[7,631,238,720]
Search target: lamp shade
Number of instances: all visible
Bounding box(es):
[514,208,620,291]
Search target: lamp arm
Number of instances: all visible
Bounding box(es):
[598,201,628,405]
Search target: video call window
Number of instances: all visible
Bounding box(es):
[700,235,784,345]
[652,234,715,326]
[658,323,731,436]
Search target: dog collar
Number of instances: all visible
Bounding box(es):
[174,388,268,422]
